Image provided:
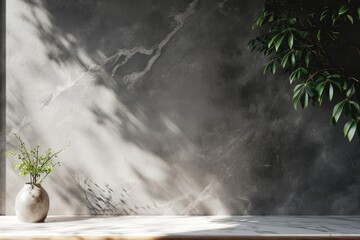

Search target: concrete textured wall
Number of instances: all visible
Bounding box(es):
[4,0,360,215]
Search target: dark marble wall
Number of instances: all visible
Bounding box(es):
[5,0,360,215]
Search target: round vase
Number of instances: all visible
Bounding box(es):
[15,183,50,223]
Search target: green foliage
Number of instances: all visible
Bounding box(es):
[6,134,63,184]
[249,0,360,141]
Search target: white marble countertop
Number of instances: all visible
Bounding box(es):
[0,216,360,237]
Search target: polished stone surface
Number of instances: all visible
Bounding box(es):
[0,216,360,237]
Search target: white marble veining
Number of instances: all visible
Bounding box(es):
[0,216,359,237]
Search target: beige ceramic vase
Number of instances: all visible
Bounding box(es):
[15,183,49,223]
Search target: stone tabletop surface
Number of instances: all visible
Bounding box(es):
[0,216,359,237]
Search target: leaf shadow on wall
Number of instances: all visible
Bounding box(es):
[19,0,360,215]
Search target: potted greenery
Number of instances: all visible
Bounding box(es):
[6,134,63,223]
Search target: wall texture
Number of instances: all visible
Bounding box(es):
[5,0,360,215]
[0,0,5,216]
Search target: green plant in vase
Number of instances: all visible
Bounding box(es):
[6,134,64,223]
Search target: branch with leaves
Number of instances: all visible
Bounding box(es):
[249,0,360,141]
[6,134,64,184]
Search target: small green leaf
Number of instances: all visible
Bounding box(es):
[247,39,255,49]
[294,98,301,109]
[320,10,328,21]
[281,52,290,68]
[268,34,279,48]
[347,14,354,24]
[268,14,274,22]
[294,49,302,59]
[264,47,273,56]
[339,5,349,15]
[316,30,321,41]
[331,74,341,79]
[343,81,348,91]
[332,81,342,92]
[303,92,309,108]
[253,14,265,29]
[293,89,303,101]
[275,34,286,52]
[346,85,355,97]
[332,12,339,25]
[332,101,345,123]
[305,85,314,98]
[329,83,334,101]
[358,7,360,19]
[293,89,304,110]
[294,103,299,110]
[288,32,294,49]
[348,121,357,141]
[263,60,272,74]
[291,52,296,65]
[316,82,326,97]
[344,119,353,136]
[305,52,311,67]
[349,101,360,112]
[294,84,304,93]
[319,93,324,106]
[271,61,276,74]
[289,68,303,84]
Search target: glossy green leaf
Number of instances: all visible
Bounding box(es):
[339,5,349,15]
[302,92,309,108]
[294,84,304,93]
[320,10,328,21]
[263,60,272,74]
[344,119,353,136]
[347,15,354,24]
[349,101,360,112]
[348,121,357,141]
[300,67,308,76]
[288,32,294,49]
[281,52,290,68]
[332,101,345,123]
[331,74,341,79]
[346,85,355,97]
[316,30,321,41]
[271,61,276,74]
[293,89,304,110]
[318,93,325,106]
[305,85,314,97]
[332,12,339,25]
[329,83,334,101]
[294,97,301,109]
[332,81,342,92]
[293,89,303,101]
[275,34,286,52]
[289,68,300,84]
[291,52,296,65]
[315,82,326,97]
[268,34,279,48]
